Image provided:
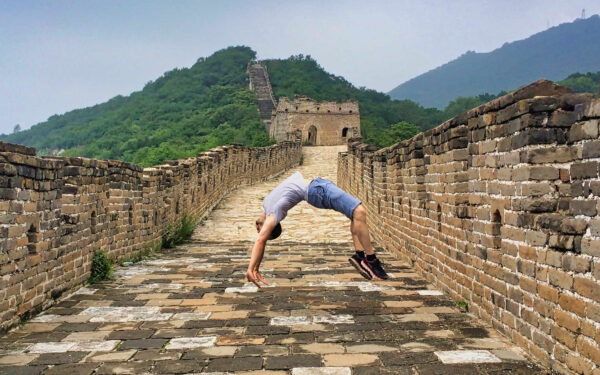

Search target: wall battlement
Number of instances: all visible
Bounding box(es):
[338,80,600,374]
[275,96,359,114]
[0,140,301,332]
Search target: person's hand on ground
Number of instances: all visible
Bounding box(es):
[246,269,269,288]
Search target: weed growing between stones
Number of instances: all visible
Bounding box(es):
[162,212,198,249]
[299,154,304,166]
[120,241,161,266]
[89,249,114,284]
[456,300,469,312]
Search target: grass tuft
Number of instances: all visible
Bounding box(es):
[89,249,114,284]
[456,300,469,312]
[120,241,161,266]
[162,212,198,249]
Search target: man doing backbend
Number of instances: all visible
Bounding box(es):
[246,171,388,287]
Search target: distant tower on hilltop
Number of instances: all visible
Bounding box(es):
[247,61,361,145]
[581,8,586,19]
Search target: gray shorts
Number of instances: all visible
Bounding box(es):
[307,177,362,220]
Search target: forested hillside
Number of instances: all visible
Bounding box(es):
[0,47,272,166]
[388,15,600,108]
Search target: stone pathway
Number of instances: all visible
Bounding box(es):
[0,147,546,374]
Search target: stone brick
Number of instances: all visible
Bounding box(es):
[570,200,598,216]
[583,140,600,158]
[206,357,264,372]
[264,355,321,370]
[548,269,573,290]
[562,254,591,273]
[571,162,599,179]
[577,335,600,366]
[574,277,600,303]
[538,284,559,303]
[554,309,580,332]
[526,147,577,163]
[551,325,577,349]
[558,293,586,317]
[569,120,599,141]
[582,238,600,257]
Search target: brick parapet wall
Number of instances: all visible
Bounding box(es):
[0,141,301,332]
[338,80,600,374]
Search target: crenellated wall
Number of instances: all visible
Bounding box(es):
[338,80,600,374]
[0,141,301,332]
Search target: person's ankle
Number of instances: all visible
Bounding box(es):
[366,254,376,261]
[355,250,365,258]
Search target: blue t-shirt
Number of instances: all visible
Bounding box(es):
[263,171,308,224]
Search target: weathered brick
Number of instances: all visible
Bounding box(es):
[577,335,600,366]
[571,162,599,179]
[569,120,599,142]
[570,200,598,216]
[552,324,577,349]
[538,283,560,303]
[574,277,600,303]
[583,140,600,158]
[562,254,590,273]
[582,238,600,257]
[558,293,586,317]
[554,309,580,332]
[529,166,559,180]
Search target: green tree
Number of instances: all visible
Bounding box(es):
[12,124,21,134]
[378,121,421,148]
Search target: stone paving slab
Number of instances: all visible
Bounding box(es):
[0,147,547,374]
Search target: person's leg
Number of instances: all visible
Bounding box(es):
[350,204,374,255]
[351,230,363,251]
[349,204,388,280]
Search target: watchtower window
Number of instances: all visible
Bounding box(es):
[338,107,342,111]
[285,108,288,112]
[306,109,309,113]
[342,127,349,137]
[295,106,298,110]
[349,110,353,114]
[327,110,331,113]
[128,205,134,225]
[316,107,320,111]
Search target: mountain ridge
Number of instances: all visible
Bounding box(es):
[388,15,600,108]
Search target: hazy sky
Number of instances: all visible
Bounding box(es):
[2,0,600,134]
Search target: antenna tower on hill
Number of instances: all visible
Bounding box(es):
[581,8,586,19]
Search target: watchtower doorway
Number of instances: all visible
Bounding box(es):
[307,125,317,145]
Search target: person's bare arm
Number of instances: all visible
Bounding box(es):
[246,214,276,287]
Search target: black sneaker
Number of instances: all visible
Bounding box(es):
[361,258,389,280]
[349,253,372,280]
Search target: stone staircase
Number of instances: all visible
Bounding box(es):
[248,62,277,132]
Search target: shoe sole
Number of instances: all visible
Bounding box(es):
[348,258,372,280]
[361,260,388,281]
